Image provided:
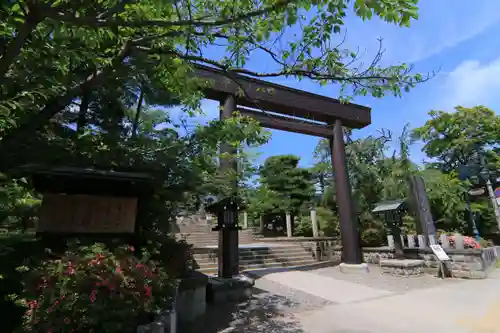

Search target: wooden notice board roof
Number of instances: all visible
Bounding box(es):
[19,165,155,197]
[192,64,372,129]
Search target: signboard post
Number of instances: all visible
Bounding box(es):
[409,176,436,237]
[429,244,451,278]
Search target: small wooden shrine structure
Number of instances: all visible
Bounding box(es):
[372,199,408,259]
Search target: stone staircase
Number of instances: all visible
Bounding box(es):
[175,220,255,247]
[193,243,318,275]
[175,215,321,275]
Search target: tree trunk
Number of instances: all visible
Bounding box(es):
[131,88,145,139]
[76,89,90,133]
[319,173,325,195]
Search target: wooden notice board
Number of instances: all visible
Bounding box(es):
[38,194,138,233]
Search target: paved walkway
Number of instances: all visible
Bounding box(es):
[213,266,500,333]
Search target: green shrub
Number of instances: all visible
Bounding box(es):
[361,227,386,247]
[0,233,42,332]
[316,207,340,236]
[478,237,492,248]
[359,213,386,247]
[294,215,313,236]
[293,207,340,237]
[11,242,176,333]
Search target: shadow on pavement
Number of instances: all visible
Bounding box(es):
[180,287,306,332]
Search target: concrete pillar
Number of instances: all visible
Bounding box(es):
[400,235,406,248]
[329,120,362,265]
[428,234,437,245]
[311,209,319,237]
[440,234,450,249]
[454,233,464,249]
[286,212,292,238]
[417,234,427,249]
[259,216,264,234]
[407,235,416,248]
[387,235,395,248]
[243,212,248,229]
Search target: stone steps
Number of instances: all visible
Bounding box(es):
[193,244,318,275]
[175,218,322,276]
[176,227,256,246]
[198,259,318,275]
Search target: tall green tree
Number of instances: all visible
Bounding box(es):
[258,155,315,215]
[1,0,428,156]
[380,124,419,200]
[419,168,468,233]
[312,139,332,196]
[412,106,500,172]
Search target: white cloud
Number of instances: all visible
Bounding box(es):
[437,57,500,109]
[344,0,500,64]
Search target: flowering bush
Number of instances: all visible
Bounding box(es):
[447,235,481,249]
[12,242,176,333]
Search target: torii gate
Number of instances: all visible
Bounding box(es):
[194,64,372,277]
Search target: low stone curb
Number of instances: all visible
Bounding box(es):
[241,259,340,278]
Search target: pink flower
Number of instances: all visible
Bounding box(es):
[144,285,152,298]
[115,267,122,274]
[27,300,39,309]
[66,267,75,275]
[89,289,97,303]
[128,245,135,252]
[89,259,99,266]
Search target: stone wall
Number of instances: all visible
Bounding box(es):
[136,271,208,333]
[329,246,500,279]
[260,238,499,279]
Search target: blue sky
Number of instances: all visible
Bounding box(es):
[165,0,500,168]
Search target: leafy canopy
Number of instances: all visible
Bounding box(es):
[1,0,428,147]
[412,106,500,172]
[254,155,315,215]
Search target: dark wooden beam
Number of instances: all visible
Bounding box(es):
[192,64,371,129]
[329,121,362,265]
[219,95,239,278]
[238,108,332,138]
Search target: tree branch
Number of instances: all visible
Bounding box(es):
[96,0,138,20]
[0,2,45,83]
[0,42,132,152]
[44,0,293,29]
[137,45,422,84]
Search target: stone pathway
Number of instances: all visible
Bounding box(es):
[199,265,500,333]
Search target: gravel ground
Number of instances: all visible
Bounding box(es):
[312,264,466,293]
